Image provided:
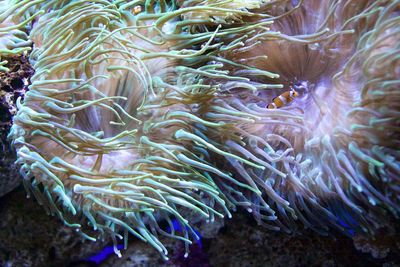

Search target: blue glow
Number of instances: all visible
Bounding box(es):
[167,219,203,248]
[86,244,124,265]
[334,208,358,237]
[83,219,203,265]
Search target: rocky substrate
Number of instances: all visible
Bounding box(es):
[0,54,32,197]
[0,187,399,267]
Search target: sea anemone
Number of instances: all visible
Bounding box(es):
[2,0,399,260]
[4,0,271,259]
[197,0,400,234]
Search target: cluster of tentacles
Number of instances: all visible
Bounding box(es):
[1,0,399,259]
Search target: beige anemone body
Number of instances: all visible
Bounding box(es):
[25,12,175,175]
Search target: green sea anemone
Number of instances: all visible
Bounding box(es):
[2,0,399,260]
[4,0,273,258]
[196,0,400,233]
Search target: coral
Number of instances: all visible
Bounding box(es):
[1,0,399,261]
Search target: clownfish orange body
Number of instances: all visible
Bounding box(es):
[132,5,142,15]
[267,89,299,109]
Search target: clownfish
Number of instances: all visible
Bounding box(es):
[267,89,299,109]
[132,5,142,15]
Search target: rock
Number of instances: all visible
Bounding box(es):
[0,54,33,197]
